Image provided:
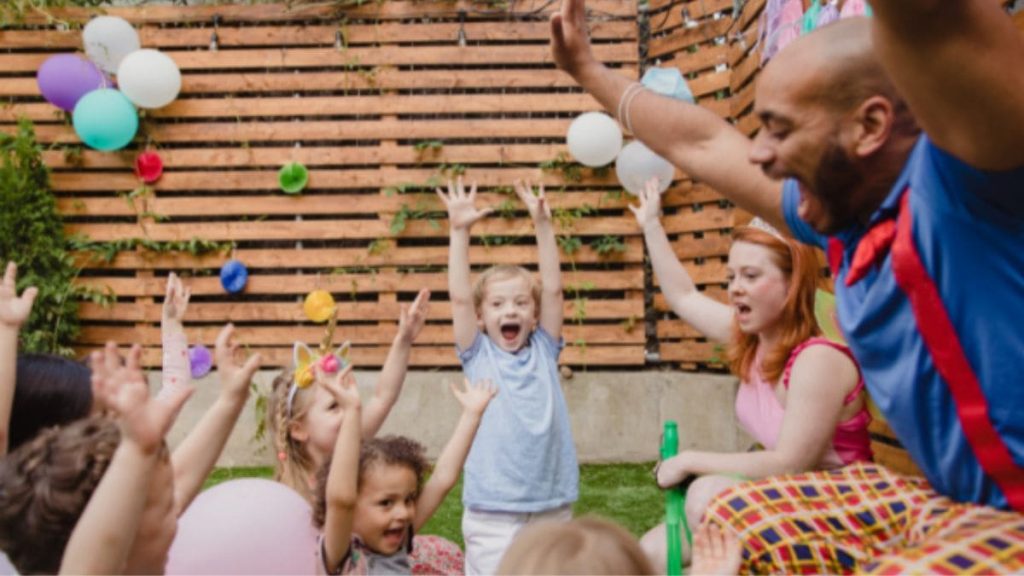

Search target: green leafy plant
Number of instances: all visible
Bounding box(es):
[540,152,584,183]
[557,235,583,256]
[0,119,84,355]
[590,235,627,257]
[68,236,232,264]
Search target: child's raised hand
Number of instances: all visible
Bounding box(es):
[450,378,498,417]
[93,342,193,454]
[397,288,431,345]
[627,177,665,231]
[161,272,191,324]
[320,363,361,412]
[513,179,552,223]
[436,177,493,231]
[214,324,261,401]
[0,262,37,330]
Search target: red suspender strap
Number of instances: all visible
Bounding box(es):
[827,238,844,277]
[890,191,1024,512]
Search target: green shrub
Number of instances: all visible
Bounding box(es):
[0,119,81,356]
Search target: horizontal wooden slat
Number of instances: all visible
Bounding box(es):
[0,43,635,73]
[74,342,645,368]
[0,20,635,50]
[76,269,643,297]
[50,167,625,192]
[650,0,734,33]
[59,191,633,218]
[17,119,582,145]
[10,0,634,25]
[80,322,644,347]
[73,243,645,270]
[1,93,607,123]
[78,299,642,323]
[43,144,568,170]
[1,68,639,97]
[649,18,732,59]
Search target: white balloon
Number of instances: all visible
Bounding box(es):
[615,141,676,196]
[117,49,182,109]
[83,16,140,74]
[566,111,623,167]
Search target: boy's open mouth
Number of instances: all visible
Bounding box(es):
[500,323,521,341]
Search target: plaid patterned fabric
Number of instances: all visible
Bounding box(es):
[705,462,1024,574]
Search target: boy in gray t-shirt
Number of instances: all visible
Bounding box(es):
[436,178,579,575]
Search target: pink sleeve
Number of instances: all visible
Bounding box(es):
[158,323,191,400]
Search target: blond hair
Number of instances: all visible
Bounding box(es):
[497,517,655,575]
[472,265,541,313]
[266,368,318,503]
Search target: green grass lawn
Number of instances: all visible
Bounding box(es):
[205,463,664,547]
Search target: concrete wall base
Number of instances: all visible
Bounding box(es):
[160,370,750,468]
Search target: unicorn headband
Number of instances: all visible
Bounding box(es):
[286,308,351,418]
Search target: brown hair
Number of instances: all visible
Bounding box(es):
[0,416,120,575]
[496,516,655,575]
[727,227,822,384]
[472,265,541,313]
[312,435,429,528]
[266,367,318,503]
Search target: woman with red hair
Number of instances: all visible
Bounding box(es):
[631,179,871,572]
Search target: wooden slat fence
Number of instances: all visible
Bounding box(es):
[1,0,650,368]
[646,0,743,369]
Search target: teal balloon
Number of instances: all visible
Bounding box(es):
[72,89,138,151]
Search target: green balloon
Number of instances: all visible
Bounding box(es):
[72,89,138,151]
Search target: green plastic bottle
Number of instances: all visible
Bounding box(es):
[662,421,684,575]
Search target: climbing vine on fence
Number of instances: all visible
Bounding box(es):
[0,119,85,355]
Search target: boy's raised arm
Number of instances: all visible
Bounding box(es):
[514,180,563,340]
[437,178,493,351]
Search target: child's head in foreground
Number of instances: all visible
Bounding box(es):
[314,435,429,556]
[496,516,655,575]
[0,416,176,575]
[473,265,543,353]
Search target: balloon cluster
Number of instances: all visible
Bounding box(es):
[36,16,182,151]
[565,67,699,196]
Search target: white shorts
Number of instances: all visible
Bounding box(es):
[462,505,573,575]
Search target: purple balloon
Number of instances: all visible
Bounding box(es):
[188,345,213,379]
[37,54,110,112]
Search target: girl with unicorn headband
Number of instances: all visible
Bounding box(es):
[266,289,466,573]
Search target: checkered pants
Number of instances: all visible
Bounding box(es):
[705,462,1024,574]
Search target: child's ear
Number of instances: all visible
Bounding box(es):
[289,420,309,443]
[477,317,486,330]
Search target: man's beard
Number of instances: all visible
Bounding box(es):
[809,137,865,235]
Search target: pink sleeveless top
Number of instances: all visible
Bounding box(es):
[734,337,872,468]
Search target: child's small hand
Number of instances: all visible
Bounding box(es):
[215,324,261,402]
[320,364,361,412]
[93,342,193,454]
[397,288,431,345]
[436,177,493,231]
[513,179,552,224]
[161,272,191,324]
[655,452,692,489]
[450,378,498,418]
[0,262,37,330]
[627,177,665,232]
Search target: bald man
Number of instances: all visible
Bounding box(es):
[553,0,1024,572]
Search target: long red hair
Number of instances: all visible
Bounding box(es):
[727,227,822,384]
